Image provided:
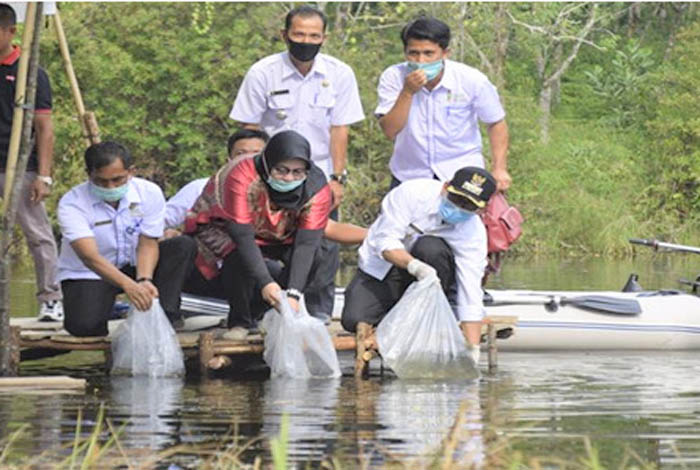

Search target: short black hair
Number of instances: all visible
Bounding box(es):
[285,5,327,32]
[0,3,17,28]
[401,17,450,50]
[227,129,270,156]
[84,141,133,173]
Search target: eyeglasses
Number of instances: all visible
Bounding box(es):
[271,165,308,179]
[447,192,480,213]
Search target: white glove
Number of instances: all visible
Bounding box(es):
[468,344,481,366]
[407,259,437,281]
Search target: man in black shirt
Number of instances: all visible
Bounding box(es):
[0,3,62,321]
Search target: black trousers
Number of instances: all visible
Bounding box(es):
[223,243,325,329]
[62,236,197,337]
[304,208,339,318]
[341,236,455,333]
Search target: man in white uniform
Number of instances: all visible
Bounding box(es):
[164,129,269,232]
[376,17,511,191]
[230,5,365,320]
[57,142,196,337]
[341,166,497,363]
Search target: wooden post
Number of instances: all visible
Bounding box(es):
[354,322,373,379]
[103,348,113,372]
[487,323,497,372]
[0,3,42,377]
[8,326,20,375]
[52,10,100,146]
[198,331,215,376]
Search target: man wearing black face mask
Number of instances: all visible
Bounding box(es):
[230,5,364,323]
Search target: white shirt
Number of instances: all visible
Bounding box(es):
[230,51,365,177]
[57,177,166,281]
[165,177,207,228]
[358,179,487,321]
[376,60,505,182]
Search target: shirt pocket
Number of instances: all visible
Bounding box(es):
[444,103,473,136]
[310,88,336,128]
[266,93,294,125]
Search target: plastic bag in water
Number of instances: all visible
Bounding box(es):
[261,292,341,379]
[111,299,185,377]
[376,278,478,379]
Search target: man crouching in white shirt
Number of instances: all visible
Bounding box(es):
[57,141,196,337]
[341,167,496,365]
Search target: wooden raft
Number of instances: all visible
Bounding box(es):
[9,315,517,376]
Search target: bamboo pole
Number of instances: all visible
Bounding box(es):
[0,2,43,377]
[52,9,99,146]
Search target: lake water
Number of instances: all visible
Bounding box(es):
[2,255,699,468]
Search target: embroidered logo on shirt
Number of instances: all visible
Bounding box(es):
[128,202,143,218]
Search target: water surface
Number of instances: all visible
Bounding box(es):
[2,256,699,468]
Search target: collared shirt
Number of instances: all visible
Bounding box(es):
[57,177,166,281]
[165,177,207,228]
[230,51,365,177]
[375,60,505,182]
[358,179,487,321]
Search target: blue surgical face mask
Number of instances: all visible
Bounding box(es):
[90,180,130,202]
[407,59,444,81]
[439,196,475,225]
[267,176,305,193]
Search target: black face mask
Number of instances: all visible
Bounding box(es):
[287,38,322,62]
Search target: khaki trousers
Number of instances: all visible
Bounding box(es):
[0,171,62,303]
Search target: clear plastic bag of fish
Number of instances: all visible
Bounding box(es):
[111,299,185,377]
[261,292,341,379]
[376,277,478,379]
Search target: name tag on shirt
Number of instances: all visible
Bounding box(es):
[94,219,112,227]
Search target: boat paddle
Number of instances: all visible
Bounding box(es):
[485,292,642,315]
[629,238,700,255]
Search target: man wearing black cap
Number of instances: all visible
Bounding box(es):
[341,166,497,365]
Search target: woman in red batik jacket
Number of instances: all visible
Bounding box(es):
[185,130,332,339]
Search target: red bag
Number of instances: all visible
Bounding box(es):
[481,192,523,254]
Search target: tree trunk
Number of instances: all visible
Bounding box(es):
[492,3,510,92]
[0,3,43,376]
[539,84,552,143]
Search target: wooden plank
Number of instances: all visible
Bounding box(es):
[0,376,86,390]
[10,318,63,330]
[19,339,109,351]
[19,330,54,340]
[50,335,110,344]
[213,344,265,355]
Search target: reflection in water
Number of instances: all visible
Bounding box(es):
[376,380,484,468]
[262,378,340,462]
[493,352,700,467]
[109,376,183,449]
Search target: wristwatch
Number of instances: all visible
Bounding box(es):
[329,169,348,185]
[36,175,53,186]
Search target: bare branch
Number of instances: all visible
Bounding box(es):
[544,5,598,87]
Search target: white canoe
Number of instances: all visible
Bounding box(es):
[487,290,700,350]
[181,288,700,351]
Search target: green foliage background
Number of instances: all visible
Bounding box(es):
[27,2,700,258]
